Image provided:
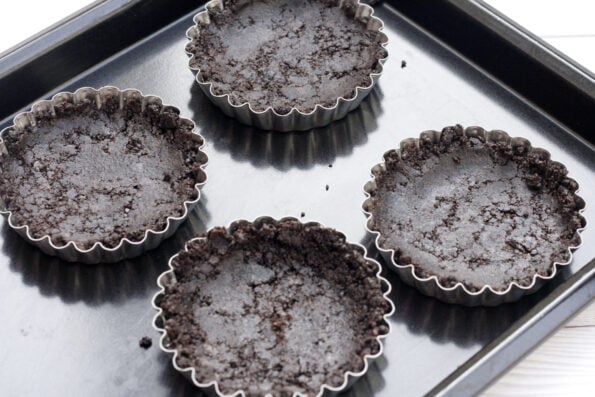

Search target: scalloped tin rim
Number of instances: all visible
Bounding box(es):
[0,86,209,264]
[152,216,395,397]
[361,127,586,306]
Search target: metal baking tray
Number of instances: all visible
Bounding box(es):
[0,0,593,396]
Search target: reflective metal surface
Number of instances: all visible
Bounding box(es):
[0,3,593,396]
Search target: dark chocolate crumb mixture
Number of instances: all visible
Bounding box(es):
[160,219,390,397]
[368,125,584,291]
[0,96,207,249]
[139,336,153,349]
[187,0,386,114]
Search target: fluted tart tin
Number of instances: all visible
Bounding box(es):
[153,216,394,396]
[185,0,388,131]
[363,125,586,306]
[0,86,208,264]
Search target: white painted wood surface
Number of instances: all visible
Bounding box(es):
[567,301,595,327]
[0,0,95,54]
[482,300,595,396]
[484,0,595,73]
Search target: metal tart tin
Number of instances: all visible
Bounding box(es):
[0,86,208,264]
[153,216,394,396]
[185,0,388,132]
[362,126,586,306]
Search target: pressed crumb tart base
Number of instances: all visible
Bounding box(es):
[0,87,207,258]
[364,125,585,305]
[185,0,387,131]
[187,0,386,114]
[154,218,393,397]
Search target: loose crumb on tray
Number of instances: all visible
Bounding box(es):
[139,336,152,349]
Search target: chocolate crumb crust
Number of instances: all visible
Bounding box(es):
[156,218,392,397]
[186,0,387,114]
[364,125,585,294]
[0,89,207,250]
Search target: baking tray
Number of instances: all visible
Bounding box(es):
[0,0,593,396]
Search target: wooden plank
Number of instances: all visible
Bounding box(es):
[566,299,595,327]
[482,299,595,396]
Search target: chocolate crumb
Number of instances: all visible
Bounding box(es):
[401,60,407,68]
[325,184,329,191]
[300,212,305,218]
[139,336,152,349]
